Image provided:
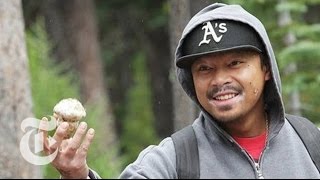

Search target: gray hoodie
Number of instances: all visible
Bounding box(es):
[118,3,320,179]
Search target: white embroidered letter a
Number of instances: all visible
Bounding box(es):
[198,22,225,46]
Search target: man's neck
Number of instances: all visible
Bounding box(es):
[221,111,267,138]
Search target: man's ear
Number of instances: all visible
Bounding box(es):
[264,65,271,81]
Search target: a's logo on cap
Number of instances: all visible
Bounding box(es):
[199,22,227,46]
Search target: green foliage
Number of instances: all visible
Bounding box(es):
[274,1,320,123]
[225,0,279,31]
[26,18,80,179]
[27,20,79,119]
[293,24,320,40]
[278,41,320,68]
[120,52,159,167]
[26,19,121,178]
[300,78,320,121]
[84,104,122,178]
[95,0,163,168]
[276,1,307,13]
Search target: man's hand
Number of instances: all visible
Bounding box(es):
[39,117,95,179]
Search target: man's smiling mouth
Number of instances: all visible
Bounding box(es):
[213,93,239,101]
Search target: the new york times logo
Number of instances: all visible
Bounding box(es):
[20,116,58,165]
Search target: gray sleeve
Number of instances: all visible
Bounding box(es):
[119,137,177,179]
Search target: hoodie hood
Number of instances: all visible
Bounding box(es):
[175,3,285,136]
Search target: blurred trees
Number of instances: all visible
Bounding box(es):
[168,0,213,131]
[95,1,174,139]
[23,0,120,178]
[0,0,41,178]
[276,0,320,122]
[277,0,301,116]
[168,0,198,131]
[42,0,118,156]
[26,20,81,178]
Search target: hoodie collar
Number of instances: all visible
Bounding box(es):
[175,3,286,137]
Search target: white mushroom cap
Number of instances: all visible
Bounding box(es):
[53,98,86,122]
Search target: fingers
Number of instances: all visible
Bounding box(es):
[40,116,94,161]
[51,122,69,151]
[39,117,49,154]
[77,128,95,158]
[60,138,69,151]
[67,122,87,154]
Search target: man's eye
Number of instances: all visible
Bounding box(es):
[229,61,242,67]
[198,66,211,71]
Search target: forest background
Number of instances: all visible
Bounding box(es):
[1,0,320,178]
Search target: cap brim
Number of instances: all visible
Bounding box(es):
[176,45,262,69]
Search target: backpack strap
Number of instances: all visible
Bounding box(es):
[286,114,320,172]
[171,125,200,179]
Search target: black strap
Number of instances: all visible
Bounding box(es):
[286,114,320,172]
[171,125,200,179]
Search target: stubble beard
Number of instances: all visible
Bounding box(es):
[211,105,244,124]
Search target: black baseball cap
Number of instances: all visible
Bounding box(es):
[176,20,265,68]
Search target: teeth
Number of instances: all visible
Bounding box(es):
[215,94,236,101]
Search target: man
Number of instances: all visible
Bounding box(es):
[40,3,320,179]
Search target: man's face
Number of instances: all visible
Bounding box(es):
[191,50,270,123]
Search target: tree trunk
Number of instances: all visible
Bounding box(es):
[143,25,174,138]
[169,0,198,131]
[58,0,106,105]
[304,4,320,23]
[190,0,213,15]
[45,0,118,174]
[43,0,118,155]
[129,1,174,138]
[0,0,41,178]
[278,0,301,116]
[93,3,135,138]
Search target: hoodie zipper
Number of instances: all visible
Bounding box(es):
[218,130,269,178]
[202,112,270,178]
[220,127,269,179]
[254,145,268,179]
[240,147,266,179]
[255,162,264,179]
[237,145,267,179]
[249,114,269,179]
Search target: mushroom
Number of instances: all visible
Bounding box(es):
[53,98,86,139]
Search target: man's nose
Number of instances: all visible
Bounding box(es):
[210,69,232,86]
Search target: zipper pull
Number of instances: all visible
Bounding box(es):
[255,163,264,179]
